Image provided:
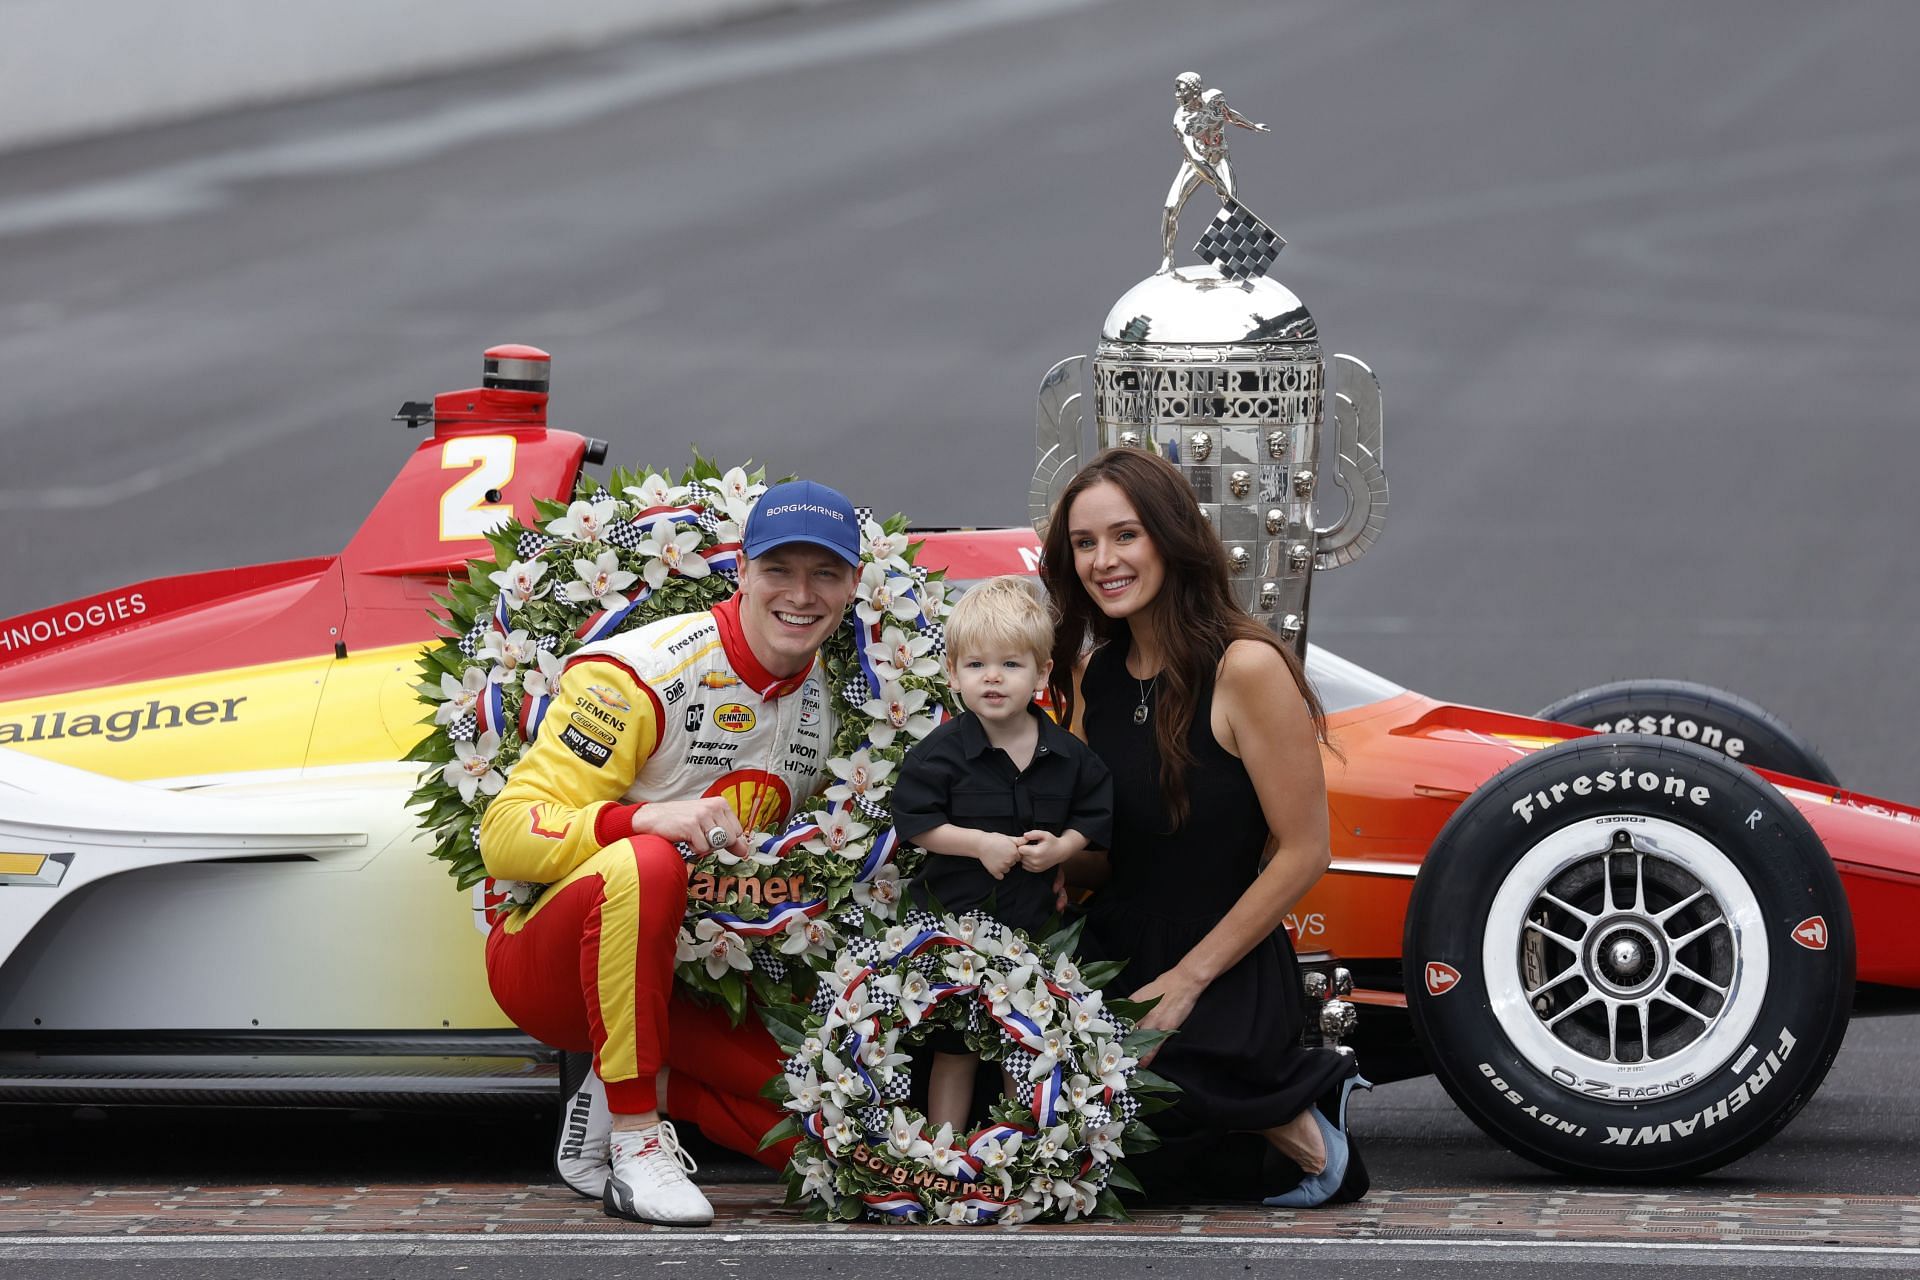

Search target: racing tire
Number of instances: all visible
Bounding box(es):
[1536,679,1838,786]
[1403,735,1854,1179]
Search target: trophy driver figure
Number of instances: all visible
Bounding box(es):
[1160,72,1277,274]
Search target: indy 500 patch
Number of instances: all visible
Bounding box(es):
[560,723,611,767]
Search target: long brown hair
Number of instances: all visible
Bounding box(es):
[1041,447,1327,825]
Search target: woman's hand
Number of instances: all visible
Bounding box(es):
[1128,967,1206,1065]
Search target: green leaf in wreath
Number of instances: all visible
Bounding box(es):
[757,1114,801,1152]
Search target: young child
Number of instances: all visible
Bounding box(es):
[889,575,1113,1131]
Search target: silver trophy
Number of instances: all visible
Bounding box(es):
[1032,73,1388,654]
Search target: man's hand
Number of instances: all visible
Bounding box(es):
[631,798,749,858]
[976,832,1022,880]
[1017,830,1075,873]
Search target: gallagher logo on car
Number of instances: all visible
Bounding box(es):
[1425,961,1462,996]
[714,703,756,733]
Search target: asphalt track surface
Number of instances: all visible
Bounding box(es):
[2,0,1919,1270]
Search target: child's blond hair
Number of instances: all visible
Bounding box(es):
[944,575,1053,667]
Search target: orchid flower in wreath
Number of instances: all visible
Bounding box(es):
[546,498,618,542]
[886,1107,932,1161]
[682,917,751,980]
[801,807,871,860]
[861,679,934,748]
[776,913,835,959]
[705,466,767,524]
[852,863,902,919]
[442,731,505,802]
[1032,1123,1075,1167]
[519,647,565,701]
[924,1124,970,1179]
[1027,1030,1069,1082]
[563,550,639,611]
[896,970,934,1026]
[824,747,894,805]
[434,667,489,725]
[1094,1038,1138,1092]
[855,563,923,627]
[487,558,548,609]
[866,625,940,682]
[1086,1120,1126,1164]
[783,1065,825,1114]
[637,517,711,589]
[623,472,690,510]
[860,518,913,576]
[858,1028,911,1074]
[480,628,538,682]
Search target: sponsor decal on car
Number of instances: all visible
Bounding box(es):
[1425,961,1461,996]
[714,703,756,733]
[1599,1028,1797,1146]
[1591,714,1745,759]
[0,697,248,745]
[1477,1063,1590,1137]
[1792,916,1829,951]
[1510,772,1713,824]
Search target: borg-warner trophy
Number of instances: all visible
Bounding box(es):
[1032,72,1388,658]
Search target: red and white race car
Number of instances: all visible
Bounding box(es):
[1,345,1913,1178]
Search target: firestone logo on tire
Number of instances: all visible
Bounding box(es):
[1792,916,1828,951]
[1425,961,1461,996]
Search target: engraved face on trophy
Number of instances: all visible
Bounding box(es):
[1029,74,1388,653]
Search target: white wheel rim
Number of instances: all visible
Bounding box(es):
[1481,815,1770,1101]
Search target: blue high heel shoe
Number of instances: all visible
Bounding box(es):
[1263,1072,1372,1209]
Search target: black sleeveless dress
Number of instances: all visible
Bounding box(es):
[1081,629,1353,1198]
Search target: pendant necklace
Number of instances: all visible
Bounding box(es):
[1133,673,1158,725]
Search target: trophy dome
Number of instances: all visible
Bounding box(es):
[1099,265,1316,347]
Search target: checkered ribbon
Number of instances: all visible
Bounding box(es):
[1195,200,1285,281]
[604,519,649,552]
[921,619,945,658]
[515,531,554,560]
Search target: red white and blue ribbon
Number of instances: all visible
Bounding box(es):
[703,541,742,576]
[475,678,507,740]
[855,825,899,883]
[701,897,827,938]
[988,1005,1051,1054]
[517,687,552,743]
[861,1192,923,1220]
[760,816,819,862]
[573,595,643,645]
[629,503,703,528]
[1029,1062,1065,1126]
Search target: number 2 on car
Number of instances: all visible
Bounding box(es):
[439,436,516,541]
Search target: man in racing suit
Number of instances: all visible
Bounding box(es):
[479,480,860,1226]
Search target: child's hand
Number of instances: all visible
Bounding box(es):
[1018,830,1072,872]
[978,833,1022,880]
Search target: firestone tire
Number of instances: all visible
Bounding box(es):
[1536,679,1839,786]
[1403,736,1854,1179]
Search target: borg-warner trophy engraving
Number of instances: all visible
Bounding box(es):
[1031,74,1388,655]
[1160,72,1280,275]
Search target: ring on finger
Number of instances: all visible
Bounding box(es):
[705,825,731,852]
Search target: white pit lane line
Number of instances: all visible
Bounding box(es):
[2,1233,1920,1268]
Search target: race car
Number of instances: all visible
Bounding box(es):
[0,344,1913,1181]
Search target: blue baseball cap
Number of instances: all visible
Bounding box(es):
[742,479,862,566]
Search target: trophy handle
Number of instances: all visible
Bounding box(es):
[1314,353,1388,570]
[1031,355,1088,537]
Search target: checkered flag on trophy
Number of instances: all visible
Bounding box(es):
[1194,200,1285,281]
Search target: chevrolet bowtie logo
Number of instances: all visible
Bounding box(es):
[0,852,71,887]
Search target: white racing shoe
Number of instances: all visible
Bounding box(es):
[554,1065,611,1199]
[603,1120,714,1227]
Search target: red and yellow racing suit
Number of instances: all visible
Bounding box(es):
[479,595,835,1165]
